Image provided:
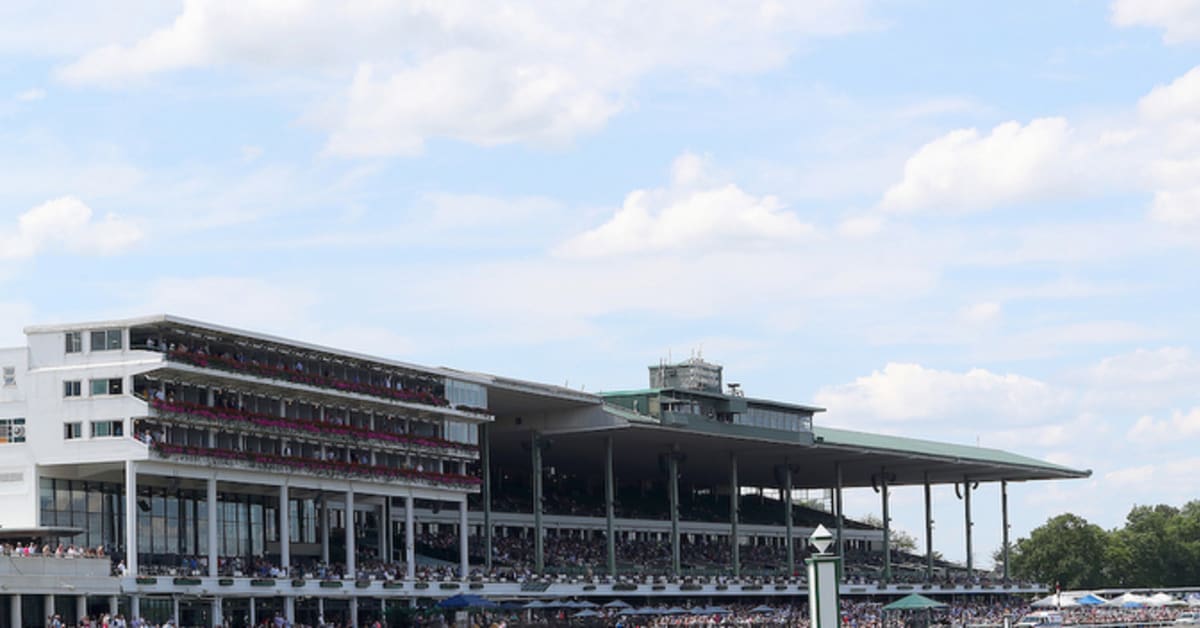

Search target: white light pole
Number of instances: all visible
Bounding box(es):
[807,524,842,628]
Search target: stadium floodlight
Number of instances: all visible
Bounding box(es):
[810,524,834,555]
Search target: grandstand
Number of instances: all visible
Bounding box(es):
[0,316,1089,627]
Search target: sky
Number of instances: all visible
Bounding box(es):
[2,0,1200,568]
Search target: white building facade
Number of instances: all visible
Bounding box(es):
[0,315,491,627]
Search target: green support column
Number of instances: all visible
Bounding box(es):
[532,433,544,575]
[1002,480,1010,586]
[730,453,740,578]
[881,469,891,585]
[964,476,973,579]
[835,462,844,560]
[482,424,492,571]
[668,452,680,578]
[605,435,616,578]
[924,472,933,582]
[783,462,795,576]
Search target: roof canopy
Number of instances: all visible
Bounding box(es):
[883,594,948,611]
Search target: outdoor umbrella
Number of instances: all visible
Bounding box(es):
[750,605,775,613]
[573,609,602,618]
[1076,594,1108,606]
[882,594,947,611]
[603,600,632,609]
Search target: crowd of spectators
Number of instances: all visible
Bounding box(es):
[1,542,107,558]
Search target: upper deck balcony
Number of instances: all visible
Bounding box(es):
[124,318,491,424]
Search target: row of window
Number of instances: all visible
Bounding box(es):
[64,377,124,397]
[64,329,123,354]
[64,419,125,440]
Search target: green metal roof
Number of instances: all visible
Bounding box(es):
[814,426,1089,478]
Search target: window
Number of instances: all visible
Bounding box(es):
[91,420,124,438]
[64,422,82,440]
[2,367,13,387]
[90,378,123,396]
[0,418,25,443]
[89,329,123,352]
[65,332,83,354]
[63,380,82,398]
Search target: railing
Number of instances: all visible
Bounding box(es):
[150,441,481,489]
[164,349,485,414]
[148,399,478,455]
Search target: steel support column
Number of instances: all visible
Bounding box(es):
[605,435,616,578]
[730,453,740,578]
[668,452,680,578]
[482,423,493,571]
[881,469,891,584]
[964,477,973,579]
[208,476,218,578]
[279,483,290,573]
[924,473,933,582]
[345,488,356,578]
[404,495,415,580]
[783,462,795,576]
[1002,480,1010,585]
[835,461,844,559]
[532,433,544,575]
[459,498,469,579]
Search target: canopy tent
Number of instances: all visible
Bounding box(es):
[437,594,499,610]
[1031,593,1079,608]
[1106,593,1151,608]
[883,594,949,611]
[1149,593,1185,607]
[1076,594,1108,606]
[522,600,549,609]
[1186,593,1200,607]
[603,600,632,609]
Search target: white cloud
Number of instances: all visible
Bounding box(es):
[814,362,1064,427]
[14,88,44,102]
[556,152,814,258]
[1111,0,1200,44]
[1127,407,1200,443]
[58,1,874,156]
[961,301,1001,325]
[879,118,1082,213]
[0,197,142,260]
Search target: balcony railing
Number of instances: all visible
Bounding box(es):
[150,441,481,489]
[164,348,478,412]
[148,399,478,456]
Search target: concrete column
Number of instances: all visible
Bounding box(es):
[285,597,295,624]
[482,424,493,571]
[835,462,844,559]
[604,435,616,578]
[1002,480,1010,585]
[130,595,139,621]
[172,596,180,627]
[459,499,469,579]
[212,597,222,628]
[124,460,138,576]
[350,598,359,627]
[207,477,219,577]
[320,495,330,564]
[730,453,740,578]
[783,463,794,576]
[9,593,20,628]
[405,495,415,580]
[108,595,118,617]
[76,595,86,624]
[532,434,544,575]
[317,598,324,624]
[44,594,54,623]
[668,453,680,578]
[345,488,356,578]
[881,469,891,584]
[964,477,973,579]
[924,473,933,582]
[279,483,290,572]
[249,597,256,627]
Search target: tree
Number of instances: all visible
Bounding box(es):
[1009,513,1108,590]
[860,514,919,553]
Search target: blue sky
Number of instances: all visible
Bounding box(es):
[3,0,1200,567]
